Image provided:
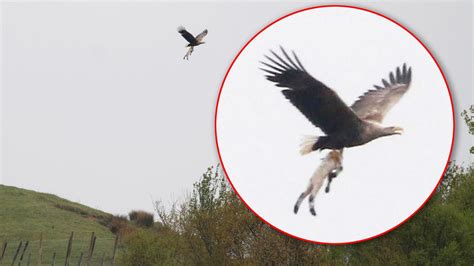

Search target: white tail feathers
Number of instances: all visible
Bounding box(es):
[299,136,319,155]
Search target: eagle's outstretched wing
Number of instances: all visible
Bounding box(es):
[261,47,363,136]
[177,26,196,44]
[195,29,208,42]
[351,64,412,123]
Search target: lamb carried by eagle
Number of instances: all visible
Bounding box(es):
[261,47,412,216]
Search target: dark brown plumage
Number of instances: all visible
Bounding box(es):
[261,47,412,153]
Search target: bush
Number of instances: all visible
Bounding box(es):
[118,230,165,265]
[129,210,154,228]
[128,210,138,221]
[108,215,129,234]
[118,229,184,265]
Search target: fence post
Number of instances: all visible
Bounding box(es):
[77,252,84,266]
[86,233,96,266]
[64,232,74,266]
[85,233,94,266]
[11,241,23,265]
[19,240,29,263]
[37,233,43,266]
[0,241,7,262]
[51,252,56,266]
[111,234,119,266]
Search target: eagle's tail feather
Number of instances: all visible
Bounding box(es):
[299,136,319,155]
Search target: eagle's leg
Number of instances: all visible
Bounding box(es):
[294,183,313,214]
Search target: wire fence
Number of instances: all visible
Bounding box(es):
[0,232,119,266]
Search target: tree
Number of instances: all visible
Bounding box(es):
[119,109,474,264]
[461,105,473,154]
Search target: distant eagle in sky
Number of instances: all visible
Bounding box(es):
[177,26,208,60]
[261,47,412,154]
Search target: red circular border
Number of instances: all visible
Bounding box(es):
[214,5,455,245]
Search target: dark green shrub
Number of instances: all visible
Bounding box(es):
[109,214,128,234]
[129,210,154,228]
[118,229,184,265]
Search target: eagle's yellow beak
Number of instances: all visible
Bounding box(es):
[394,127,404,135]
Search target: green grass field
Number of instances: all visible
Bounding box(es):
[0,185,117,265]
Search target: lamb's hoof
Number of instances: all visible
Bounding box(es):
[310,208,316,216]
[325,186,330,193]
[293,205,299,214]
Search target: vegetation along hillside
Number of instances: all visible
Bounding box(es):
[117,106,474,265]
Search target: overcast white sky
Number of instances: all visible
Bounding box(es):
[1,1,472,224]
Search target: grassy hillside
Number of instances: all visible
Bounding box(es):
[0,185,117,265]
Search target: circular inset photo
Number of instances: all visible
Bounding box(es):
[215,6,454,244]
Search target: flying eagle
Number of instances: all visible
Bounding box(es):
[261,47,412,216]
[261,47,412,154]
[177,26,208,60]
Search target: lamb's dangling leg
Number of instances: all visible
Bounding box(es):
[294,149,344,216]
[325,166,343,193]
[307,151,342,215]
[308,177,326,216]
[294,183,313,214]
[309,194,317,216]
[294,156,333,215]
[183,46,193,60]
